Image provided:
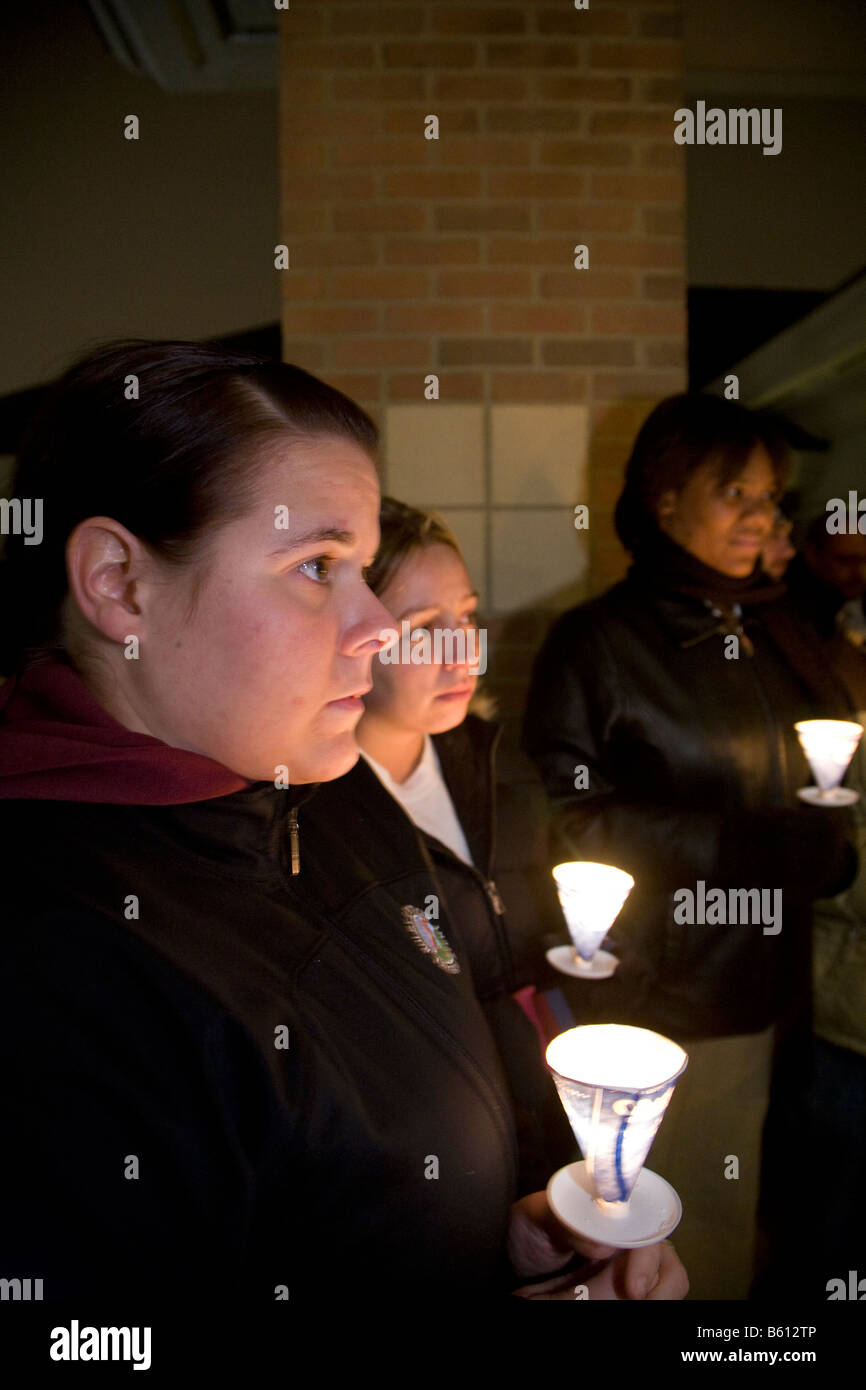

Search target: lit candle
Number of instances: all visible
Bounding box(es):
[549,861,633,979]
[546,1024,687,1246]
[795,719,863,806]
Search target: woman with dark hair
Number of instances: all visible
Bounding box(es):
[0,342,687,1310]
[522,392,857,1299]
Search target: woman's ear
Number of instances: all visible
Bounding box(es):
[656,489,678,520]
[65,516,147,644]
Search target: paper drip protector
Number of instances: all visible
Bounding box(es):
[547,1025,687,1209]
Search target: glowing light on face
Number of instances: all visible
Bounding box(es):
[129,439,392,782]
[363,543,481,737]
[656,445,779,578]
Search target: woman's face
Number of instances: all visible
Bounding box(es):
[656,444,779,577]
[363,543,480,736]
[761,514,796,581]
[130,437,394,783]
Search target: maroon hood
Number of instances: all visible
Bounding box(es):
[0,655,252,803]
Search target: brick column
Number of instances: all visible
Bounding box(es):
[279,1,687,721]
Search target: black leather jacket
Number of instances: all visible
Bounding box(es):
[522,571,857,1040]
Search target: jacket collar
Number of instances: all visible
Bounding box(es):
[296,754,439,916]
[432,715,500,873]
[303,718,501,897]
[616,572,750,649]
[111,778,321,880]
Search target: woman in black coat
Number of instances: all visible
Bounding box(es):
[522,393,857,1298]
[0,342,687,1327]
[318,496,581,1193]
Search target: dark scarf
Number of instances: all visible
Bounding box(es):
[629,527,853,716]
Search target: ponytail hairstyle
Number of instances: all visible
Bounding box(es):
[0,340,378,674]
[366,495,496,720]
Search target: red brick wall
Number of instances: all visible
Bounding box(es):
[279,1,688,723]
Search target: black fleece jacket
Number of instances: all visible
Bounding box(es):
[312,714,578,1193]
[0,780,520,1304]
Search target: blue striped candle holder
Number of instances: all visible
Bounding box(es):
[546,1024,687,1247]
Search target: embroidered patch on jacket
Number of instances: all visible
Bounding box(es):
[401,904,460,974]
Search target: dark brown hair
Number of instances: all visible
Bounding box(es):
[0,340,378,673]
[614,393,791,555]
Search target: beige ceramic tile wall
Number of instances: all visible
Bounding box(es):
[490,405,588,507]
[492,509,587,614]
[385,402,589,616]
[385,404,484,507]
[436,508,487,612]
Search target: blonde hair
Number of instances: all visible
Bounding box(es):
[367,497,497,720]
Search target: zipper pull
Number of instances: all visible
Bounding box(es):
[288,807,300,875]
[485,878,505,915]
[731,604,755,658]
